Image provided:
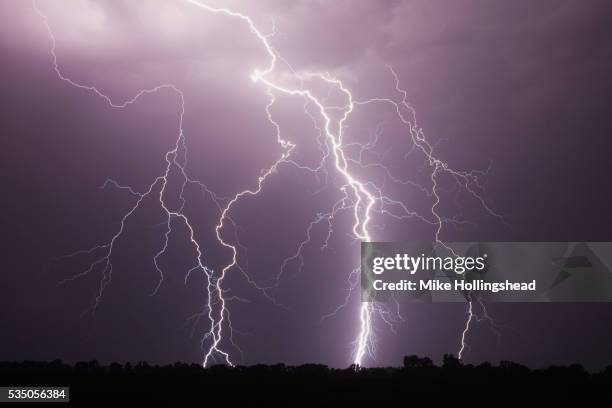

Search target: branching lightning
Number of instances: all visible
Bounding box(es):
[35,0,502,368]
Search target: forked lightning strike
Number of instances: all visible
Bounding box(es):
[35,0,501,368]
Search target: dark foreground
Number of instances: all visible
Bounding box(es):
[2,355,612,402]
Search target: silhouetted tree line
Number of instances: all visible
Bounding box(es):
[1,355,611,402]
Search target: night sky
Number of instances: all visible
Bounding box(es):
[2,0,612,370]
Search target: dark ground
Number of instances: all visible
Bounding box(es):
[2,355,612,402]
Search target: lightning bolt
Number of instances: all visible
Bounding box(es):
[36,0,502,368]
[33,0,242,366]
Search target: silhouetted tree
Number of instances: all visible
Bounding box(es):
[403,355,434,369]
[442,354,461,369]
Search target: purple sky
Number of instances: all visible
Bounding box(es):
[1,0,612,369]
